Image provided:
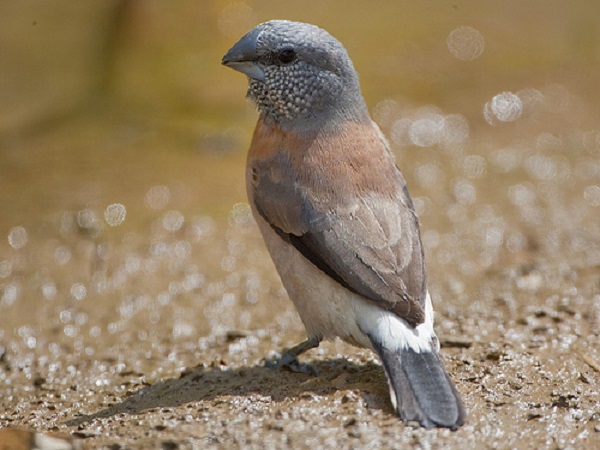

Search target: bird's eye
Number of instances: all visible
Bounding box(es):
[277,48,296,64]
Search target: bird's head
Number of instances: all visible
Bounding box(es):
[222,20,368,131]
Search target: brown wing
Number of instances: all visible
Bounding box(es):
[250,133,427,326]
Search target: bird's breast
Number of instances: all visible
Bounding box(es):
[247,117,401,203]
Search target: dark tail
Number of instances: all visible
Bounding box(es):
[370,338,466,429]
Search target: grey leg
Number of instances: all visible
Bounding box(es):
[265,336,322,375]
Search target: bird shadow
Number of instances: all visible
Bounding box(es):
[65,358,390,427]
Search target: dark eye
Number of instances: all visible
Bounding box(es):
[277,48,296,64]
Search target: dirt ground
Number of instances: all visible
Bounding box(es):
[0,115,599,449]
[1,2,600,449]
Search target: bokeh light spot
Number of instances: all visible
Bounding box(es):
[145,185,171,210]
[162,210,185,232]
[8,226,28,249]
[0,260,12,278]
[409,115,445,147]
[442,114,470,145]
[70,283,87,301]
[447,26,485,61]
[485,92,523,124]
[453,179,477,205]
[104,203,126,226]
[462,155,487,179]
[583,185,600,206]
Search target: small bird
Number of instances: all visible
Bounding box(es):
[222,20,466,429]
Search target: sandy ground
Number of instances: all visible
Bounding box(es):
[0,120,599,448]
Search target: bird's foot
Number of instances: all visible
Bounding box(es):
[263,336,322,376]
[263,352,319,376]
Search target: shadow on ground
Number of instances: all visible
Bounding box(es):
[65,359,389,427]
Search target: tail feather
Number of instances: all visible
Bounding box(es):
[371,338,466,429]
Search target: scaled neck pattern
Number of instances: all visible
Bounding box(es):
[247,71,370,134]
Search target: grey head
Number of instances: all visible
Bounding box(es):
[222,20,369,131]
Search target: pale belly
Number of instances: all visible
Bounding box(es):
[254,213,375,349]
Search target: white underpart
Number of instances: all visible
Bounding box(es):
[355,290,436,353]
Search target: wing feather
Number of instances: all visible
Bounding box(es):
[249,123,427,326]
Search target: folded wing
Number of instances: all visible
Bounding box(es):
[250,144,427,326]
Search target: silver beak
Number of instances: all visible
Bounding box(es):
[222,27,265,82]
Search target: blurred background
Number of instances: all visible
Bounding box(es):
[0,0,600,448]
[2,0,599,227]
[0,0,600,354]
[1,0,600,423]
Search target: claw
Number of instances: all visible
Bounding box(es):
[263,336,322,376]
[281,353,319,376]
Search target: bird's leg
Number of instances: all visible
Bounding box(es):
[265,336,322,375]
[281,336,322,366]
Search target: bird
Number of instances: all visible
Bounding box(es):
[222,20,466,429]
